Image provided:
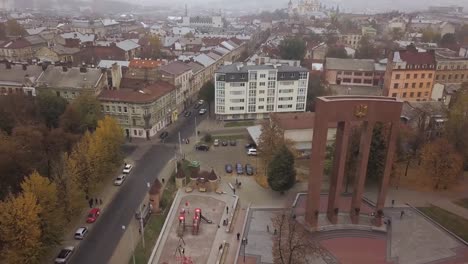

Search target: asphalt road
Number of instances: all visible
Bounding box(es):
[69,107,208,264]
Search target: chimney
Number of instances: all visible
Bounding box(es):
[62,66,68,72]
[80,67,87,73]
[22,64,27,71]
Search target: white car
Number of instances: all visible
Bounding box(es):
[247,148,257,156]
[55,246,74,263]
[74,227,88,240]
[199,108,207,115]
[198,99,204,105]
[114,174,127,186]
[123,164,133,174]
[214,139,219,146]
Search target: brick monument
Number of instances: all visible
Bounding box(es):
[305,96,403,228]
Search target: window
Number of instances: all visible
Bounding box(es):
[299,72,307,79]
[259,90,265,94]
[353,79,362,83]
[106,105,110,111]
[249,82,257,89]
[406,74,410,79]
[395,74,400,79]
[448,74,452,80]
[393,83,399,89]
[230,99,245,103]
[258,106,264,110]
[229,106,244,111]
[216,82,225,89]
[249,98,256,104]
[417,92,421,97]
[259,98,265,102]
[412,83,416,88]
[343,78,351,83]
[267,89,275,96]
[267,105,274,111]
[216,106,225,113]
[402,92,407,98]
[298,88,306,95]
[268,81,276,88]
[267,97,274,103]
[216,98,225,104]
[297,96,305,102]
[419,83,423,88]
[279,97,293,101]
[414,74,418,78]
[426,82,431,88]
[410,92,414,97]
[230,82,246,87]
[259,82,266,86]
[296,103,305,110]
[421,73,425,78]
[248,105,255,112]
[118,106,122,112]
[298,80,307,87]
[124,107,128,113]
[442,75,446,80]
[280,81,294,86]
[344,71,352,75]
[404,83,409,88]
[249,90,256,96]
[279,89,294,93]
[230,91,244,95]
[268,71,276,80]
[455,74,459,80]
[462,74,465,80]
[354,72,363,76]
[249,72,257,80]
[100,105,104,112]
[428,73,432,78]
[259,74,266,78]
[392,93,397,97]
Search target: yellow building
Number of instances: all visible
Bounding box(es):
[384,48,436,101]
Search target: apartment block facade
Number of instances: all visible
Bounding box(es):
[384,48,436,101]
[215,64,309,120]
[434,49,468,85]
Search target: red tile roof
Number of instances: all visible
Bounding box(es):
[98,81,175,104]
[129,59,165,69]
[397,50,435,65]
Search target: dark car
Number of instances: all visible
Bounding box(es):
[225,164,233,173]
[184,111,192,117]
[221,140,228,146]
[195,144,210,151]
[245,164,254,175]
[236,163,244,174]
[229,140,237,146]
[55,246,74,263]
[245,142,257,149]
[159,131,169,139]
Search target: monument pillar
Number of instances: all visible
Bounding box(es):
[305,112,329,228]
[375,123,399,225]
[350,121,374,224]
[327,121,350,224]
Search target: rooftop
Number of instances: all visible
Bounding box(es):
[0,64,43,85]
[270,112,338,130]
[116,39,140,51]
[159,61,192,75]
[325,58,375,72]
[129,59,164,69]
[216,63,309,73]
[98,81,175,104]
[36,67,104,89]
[394,49,435,65]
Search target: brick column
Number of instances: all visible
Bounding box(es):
[305,116,329,228]
[374,122,399,226]
[350,121,374,224]
[327,121,350,224]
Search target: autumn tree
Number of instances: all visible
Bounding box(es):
[271,211,321,264]
[445,85,468,167]
[199,81,215,116]
[367,123,387,182]
[421,27,441,43]
[421,138,463,190]
[258,120,290,167]
[267,145,296,192]
[68,131,97,197]
[21,171,65,250]
[0,192,42,263]
[355,35,380,60]
[279,38,306,60]
[6,19,27,36]
[37,90,68,128]
[440,33,457,49]
[60,93,102,133]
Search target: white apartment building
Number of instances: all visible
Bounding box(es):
[215,64,309,120]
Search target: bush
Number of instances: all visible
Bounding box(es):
[203,133,212,143]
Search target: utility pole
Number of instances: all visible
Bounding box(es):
[139,204,145,248]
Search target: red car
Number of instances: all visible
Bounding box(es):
[87,208,101,223]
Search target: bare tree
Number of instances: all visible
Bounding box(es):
[271,212,321,264]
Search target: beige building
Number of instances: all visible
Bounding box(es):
[98,81,177,139]
[0,63,43,96]
[341,34,362,49]
[324,58,382,87]
[35,66,108,100]
[35,45,80,64]
[159,62,193,111]
[434,49,468,84]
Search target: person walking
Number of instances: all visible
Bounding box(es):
[400,210,405,219]
[391,200,395,207]
[226,206,229,214]
[267,225,270,233]
[237,232,240,240]
[99,198,103,205]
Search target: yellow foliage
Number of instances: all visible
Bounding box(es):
[0,192,43,264]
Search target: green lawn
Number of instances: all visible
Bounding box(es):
[454,198,468,210]
[224,121,255,127]
[418,205,468,242]
[132,175,177,263]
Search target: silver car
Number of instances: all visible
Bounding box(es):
[114,174,127,186]
[74,227,88,240]
[55,246,74,263]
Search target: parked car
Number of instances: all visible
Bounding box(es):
[122,164,133,174]
[159,131,169,139]
[55,246,74,263]
[247,148,257,156]
[74,227,88,240]
[199,108,207,115]
[245,142,257,149]
[245,164,254,175]
[225,164,233,173]
[195,144,210,151]
[198,99,204,105]
[184,111,192,117]
[213,139,219,146]
[229,140,237,146]
[114,174,127,186]
[236,163,244,174]
[221,140,228,146]
[86,208,101,223]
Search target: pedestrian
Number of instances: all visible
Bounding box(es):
[95,198,98,205]
[236,178,238,185]
[242,237,246,244]
[267,225,270,233]
[237,232,240,240]
[99,198,103,205]
[400,210,405,219]
[162,178,165,184]
[88,199,93,208]
[233,188,236,194]
[226,206,229,214]
[391,199,395,207]
[218,225,220,229]
[274,229,277,235]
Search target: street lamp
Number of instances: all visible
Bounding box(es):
[122,225,136,264]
